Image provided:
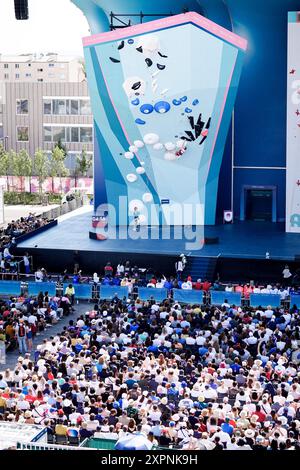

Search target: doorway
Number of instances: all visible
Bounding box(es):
[240,186,277,222]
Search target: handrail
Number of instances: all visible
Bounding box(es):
[16,441,95,451]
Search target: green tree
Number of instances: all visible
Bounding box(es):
[33,149,50,200]
[55,138,68,157]
[12,149,32,192]
[75,149,92,177]
[0,144,12,191]
[50,145,69,193]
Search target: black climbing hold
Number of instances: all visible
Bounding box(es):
[145,58,153,67]
[118,41,125,50]
[132,81,142,90]
[158,52,168,58]
[157,63,166,70]
[136,46,143,53]
[109,57,120,63]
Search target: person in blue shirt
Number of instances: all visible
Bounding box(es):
[221,418,234,435]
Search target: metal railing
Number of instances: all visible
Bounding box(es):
[16,441,94,451]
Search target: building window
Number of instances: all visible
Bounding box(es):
[25,73,31,78]
[48,63,55,67]
[52,126,66,143]
[43,100,52,115]
[71,127,79,142]
[4,74,9,80]
[15,64,19,69]
[80,100,91,115]
[53,99,66,115]
[28,63,31,67]
[48,73,55,78]
[4,64,8,69]
[15,74,20,79]
[37,79,43,82]
[37,68,43,72]
[44,126,52,142]
[17,126,29,142]
[16,99,28,115]
[0,126,3,139]
[70,99,79,115]
[80,127,93,143]
[43,125,93,143]
[60,74,66,80]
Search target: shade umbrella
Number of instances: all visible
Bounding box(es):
[115,433,153,451]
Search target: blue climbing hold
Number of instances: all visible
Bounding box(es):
[180,96,187,102]
[290,214,300,227]
[128,39,134,44]
[185,107,192,113]
[135,118,146,125]
[131,98,140,106]
[140,103,154,114]
[172,99,181,106]
[192,99,199,106]
[154,101,171,114]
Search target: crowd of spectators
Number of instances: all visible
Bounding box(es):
[0,258,300,451]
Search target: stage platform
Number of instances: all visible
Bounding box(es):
[17,207,300,261]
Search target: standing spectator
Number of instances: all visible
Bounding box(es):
[65,284,75,306]
[282,265,292,286]
[23,253,30,276]
[15,319,27,355]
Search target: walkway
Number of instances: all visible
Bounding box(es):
[1,301,90,371]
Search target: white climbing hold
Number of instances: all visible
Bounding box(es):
[133,140,144,148]
[124,151,134,159]
[142,193,153,203]
[129,145,138,153]
[164,142,176,151]
[126,173,137,182]
[151,70,160,78]
[176,139,186,148]
[143,133,159,145]
[129,199,144,212]
[136,166,146,174]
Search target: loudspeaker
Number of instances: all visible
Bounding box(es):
[14,0,29,20]
[204,237,219,245]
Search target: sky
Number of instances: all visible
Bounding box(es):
[0,0,90,57]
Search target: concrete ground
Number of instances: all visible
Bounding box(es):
[0,301,91,372]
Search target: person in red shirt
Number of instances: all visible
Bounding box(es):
[243,284,253,299]
[202,280,211,292]
[252,404,266,423]
[104,262,113,277]
[193,279,203,290]
[235,284,243,293]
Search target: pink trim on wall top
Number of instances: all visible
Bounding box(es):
[82,12,247,51]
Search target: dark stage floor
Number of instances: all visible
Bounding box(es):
[18,208,300,261]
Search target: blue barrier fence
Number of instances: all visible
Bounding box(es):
[0,281,21,296]
[249,294,281,308]
[138,288,168,302]
[290,294,300,309]
[63,283,93,300]
[28,282,56,297]
[210,291,242,306]
[99,286,129,300]
[173,289,203,304]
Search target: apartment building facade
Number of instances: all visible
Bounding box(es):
[0,53,85,83]
[0,56,94,176]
